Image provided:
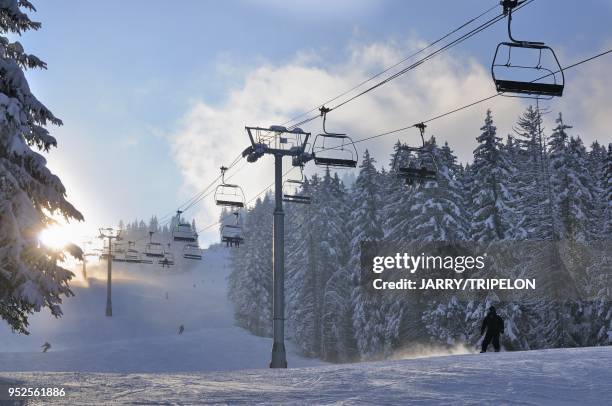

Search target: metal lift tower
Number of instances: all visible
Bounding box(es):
[243,125,312,368]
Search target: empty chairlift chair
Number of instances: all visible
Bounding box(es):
[221,212,243,248]
[183,244,202,260]
[392,123,438,186]
[172,210,198,242]
[144,231,164,258]
[491,0,564,98]
[111,240,126,262]
[312,107,358,168]
[214,166,245,208]
[282,165,311,204]
[124,241,142,263]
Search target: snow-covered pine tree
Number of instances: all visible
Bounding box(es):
[587,141,607,240]
[348,150,388,360]
[470,109,523,241]
[405,138,469,241]
[383,141,417,242]
[0,1,83,334]
[286,174,321,357]
[602,144,612,238]
[320,173,356,362]
[147,216,159,233]
[512,105,554,239]
[548,114,596,242]
[408,139,476,347]
[227,194,273,336]
[314,171,352,360]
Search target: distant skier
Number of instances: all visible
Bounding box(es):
[41,342,51,353]
[178,325,184,335]
[480,306,504,353]
[165,292,169,300]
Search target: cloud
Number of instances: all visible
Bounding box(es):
[550,47,612,144]
[167,37,610,244]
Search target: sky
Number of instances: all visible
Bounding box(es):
[18,0,612,246]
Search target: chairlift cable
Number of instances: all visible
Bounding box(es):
[198,166,298,233]
[287,1,535,132]
[327,2,536,113]
[157,151,244,225]
[179,160,249,215]
[339,47,612,149]
[194,47,612,238]
[280,2,501,128]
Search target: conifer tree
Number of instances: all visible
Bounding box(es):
[470,110,522,241]
[548,114,596,241]
[0,1,83,333]
[349,150,387,359]
[228,195,273,336]
[513,106,554,239]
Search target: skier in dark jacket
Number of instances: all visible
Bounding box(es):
[480,306,504,353]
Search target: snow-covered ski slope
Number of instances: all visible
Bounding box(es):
[1,347,610,404]
[0,246,321,373]
[1,247,611,404]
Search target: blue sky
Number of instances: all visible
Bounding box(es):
[20,0,612,245]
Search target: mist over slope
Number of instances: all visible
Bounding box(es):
[0,247,321,373]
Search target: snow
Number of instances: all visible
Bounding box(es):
[1,347,611,404]
[0,246,321,373]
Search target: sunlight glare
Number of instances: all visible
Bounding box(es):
[39,225,71,250]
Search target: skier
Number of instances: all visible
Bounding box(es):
[41,342,51,353]
[480,306,504,353]
[178,324,184,335]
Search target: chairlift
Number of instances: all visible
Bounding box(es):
[111,241,126,262]
[392,123,438,186]
[282,165,311,204]
[183,244,202,260]
[221,212,243,248]
[159,244,175,268]
[172,210,198,242]
[145,231,164,258]
[214,166,245,208]
[312,107,358,168]
[491,0,564,98]
[125,241,142,263]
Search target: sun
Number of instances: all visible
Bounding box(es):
[39,224,72,250]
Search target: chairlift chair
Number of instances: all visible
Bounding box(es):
[312,107,358,168]
[221,212,243,247]
[183,244,202,260]
[159,253,174,268]
[159,244,175,267]
[491,0,564,98]
[144,231,164,258]
[282,165,311,204]
[214,166,246,208]
[392,123,438,185]
[172,210,198,242]
[111,241,127,262]
[124,241,142,263]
